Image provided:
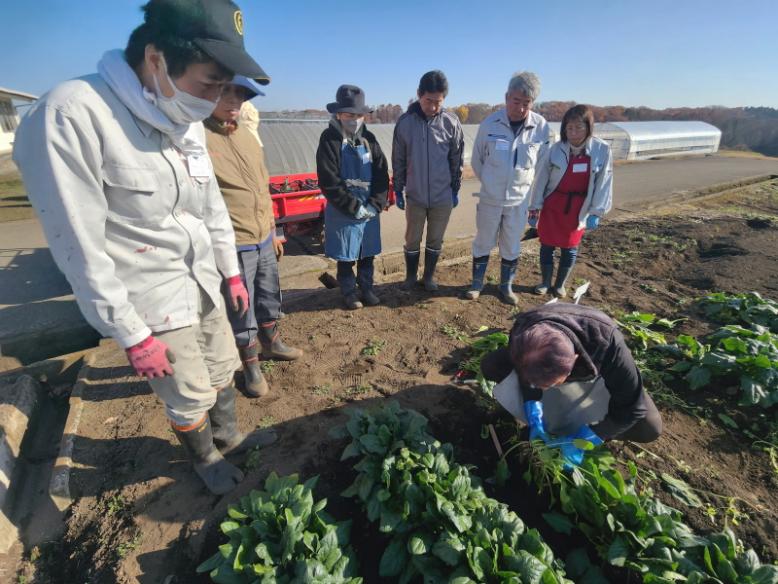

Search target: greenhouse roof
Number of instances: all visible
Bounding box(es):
[609,121,720,140]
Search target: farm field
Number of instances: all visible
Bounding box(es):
[9,179,778,583]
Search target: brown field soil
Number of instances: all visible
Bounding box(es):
[10,182,778,583]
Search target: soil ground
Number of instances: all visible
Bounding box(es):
[7,179,778,583]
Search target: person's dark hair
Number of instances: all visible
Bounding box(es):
[560,104,595,143]
[125,0,230,78]
[510,323,577,388]
[418,70,448,97]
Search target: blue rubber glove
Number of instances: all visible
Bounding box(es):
[528,210,539,228]
[586,215,600,230]
[546,425,603,470]
[395,189,405,210]
[524,401,550,444]
[452,191,459,208]
[573,425,604,447]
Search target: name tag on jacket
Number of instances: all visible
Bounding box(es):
[572,162,588,173]
[187,154,211,178]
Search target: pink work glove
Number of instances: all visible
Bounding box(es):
[226,275,249,317]
[126,336,175,378]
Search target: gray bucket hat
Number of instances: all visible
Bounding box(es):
[326,85,373,114]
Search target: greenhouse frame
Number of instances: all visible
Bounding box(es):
[260,120,721,176]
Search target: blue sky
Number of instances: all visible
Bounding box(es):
[2,0,777,110]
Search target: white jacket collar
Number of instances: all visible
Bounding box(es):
[497,108,540,131]
[98,49,206,157]
[560,136,595,157]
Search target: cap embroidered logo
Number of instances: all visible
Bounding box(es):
[233,10,244,35]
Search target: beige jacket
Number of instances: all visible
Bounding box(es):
[205,120,275,246]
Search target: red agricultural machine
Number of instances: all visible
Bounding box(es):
[269,173,395,241]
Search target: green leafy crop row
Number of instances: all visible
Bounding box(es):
[334,402,571,584]
[663,325,778,407]
[697,292,778,333]
[523,443,778,584]
[197,473,362,584]
[614,295,778,409]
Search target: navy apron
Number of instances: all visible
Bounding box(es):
[324,139,381,261]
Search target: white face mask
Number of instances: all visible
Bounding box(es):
[341,117,363,135]
[152,56,218,125]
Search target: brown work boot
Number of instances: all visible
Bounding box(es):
[171,416,244,495]
[258,321,303,361]
[237,341,269,397]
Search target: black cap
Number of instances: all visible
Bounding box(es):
[192,0,270,84]
[326,85,373,114]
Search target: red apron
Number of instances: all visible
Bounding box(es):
[537,153,590,248]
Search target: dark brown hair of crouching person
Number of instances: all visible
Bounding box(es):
[509,323,577,398]
[560,104,595,143]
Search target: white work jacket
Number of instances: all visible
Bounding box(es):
[529,136,614,228]
[471,109,550,207]
[12,74,240,348]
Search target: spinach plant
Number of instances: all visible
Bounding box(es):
[664,325,778,407]
[697,292,778,332]
[459,332,509,397]
[335,402,571,583]
[523,443,778,584]
[617,312,684,352]
[197,472,362,584]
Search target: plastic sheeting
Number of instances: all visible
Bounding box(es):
[259,119,721,176]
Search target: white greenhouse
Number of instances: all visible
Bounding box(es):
[259,120,721,176]
[584,121,720,161]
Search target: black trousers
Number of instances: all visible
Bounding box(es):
[481,348,662,443]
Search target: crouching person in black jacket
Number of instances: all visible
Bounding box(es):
[482,303,662,467]
[316,85,390,310]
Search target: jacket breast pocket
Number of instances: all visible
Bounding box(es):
[103,164,169,226]
[512,143,541,188]
[186,177,210,219]
[514,142,540,170]
[486,139,511,167]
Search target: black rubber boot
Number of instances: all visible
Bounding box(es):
[422,247,441,291]
[465,256,489,300]
[172,416,244,495]
[258,321,303,361]
[552,265,574,298]
[499,258,519,305]
[237,341,269,398]
[337,262,362,309]
[357,257,380,306]
[401,249,420,290]
[534,263,554,295]
[209,384,278,456]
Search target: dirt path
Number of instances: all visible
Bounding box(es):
[9,180,778,583]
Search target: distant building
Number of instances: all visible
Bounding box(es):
[0,87,38,154]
